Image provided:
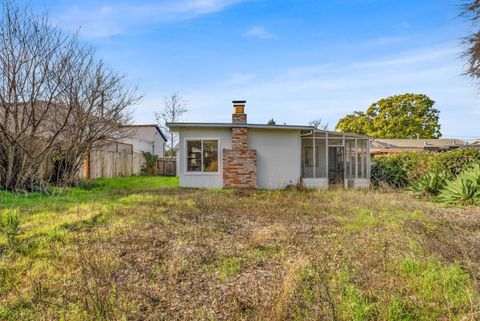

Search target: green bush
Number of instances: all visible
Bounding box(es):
[140,152,158,176]
[410,170,447,197]
[371,156,408,187]
[372,149,480,188]
[433,148,480,178]
[437,164,480,205]
[371,152,431,187]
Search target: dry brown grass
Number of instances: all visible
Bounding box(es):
[1,179,480,320]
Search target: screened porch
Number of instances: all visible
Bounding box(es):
[300,130,370,188]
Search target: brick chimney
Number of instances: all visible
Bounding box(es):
[223,100,257,188]
[232,100,247,124]
[231,100,248,151]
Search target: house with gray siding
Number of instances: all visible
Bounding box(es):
[167,101,370,189]
[120,124,167,157]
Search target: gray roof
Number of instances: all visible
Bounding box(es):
[166,122,370,138]
[372,138,467,149]
[121,124,168,142]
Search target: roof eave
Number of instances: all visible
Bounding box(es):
[166,122,370,139]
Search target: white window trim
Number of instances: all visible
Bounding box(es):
[184,137,221,176]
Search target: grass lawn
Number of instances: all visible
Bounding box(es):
[1,176,479,320]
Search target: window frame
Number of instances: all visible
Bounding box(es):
[184,138,221,176]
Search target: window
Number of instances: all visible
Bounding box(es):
[187,140,202,172]
[186,139,219,173]
[203,140,218,172]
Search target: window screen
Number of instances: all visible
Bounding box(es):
[187,140,202,172]
[186,140,219,173]
[203,140,218,172]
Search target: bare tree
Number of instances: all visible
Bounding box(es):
[155,93,188,157]
[50,59,139,186]
[309,119,329,130]
[0,1,139,191]
[463,1,480,80]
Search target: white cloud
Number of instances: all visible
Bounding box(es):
[147,43,479,138]
[53,0,249,38]
[244,26,276,39]
[359,36,408,46]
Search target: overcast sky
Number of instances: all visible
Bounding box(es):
[23,0,480,139]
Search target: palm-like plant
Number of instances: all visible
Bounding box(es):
[410,170,447,197]
[437,164,480,205]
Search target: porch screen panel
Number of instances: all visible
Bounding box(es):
[314,139,327,178]
[362,140,368,179]
[302,139,314,178]
[346,140,356,179]
[357,140,367,178]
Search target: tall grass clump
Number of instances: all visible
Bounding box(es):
[0,209,21,251]
[437,164,480,205]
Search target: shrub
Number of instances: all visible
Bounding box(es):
[140,152,158,176]
[371,156,409,187]
[372,149,480,188]
[433,148,480,178]
[410,170,447,197]
[437,164,480,205]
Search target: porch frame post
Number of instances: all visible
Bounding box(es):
[313,130,316,179]
[325,132,329,183]
[343,134,346,188]
[367,139,371,180]
[355,138,358,180]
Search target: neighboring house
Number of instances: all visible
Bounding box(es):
[83,125,168,179]
[167,101,371,189]
[371,138,469,157]
[120,124,167,157]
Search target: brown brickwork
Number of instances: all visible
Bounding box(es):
[223,100,257,189]
[223,149,257,188]
[232,113,247,124]
[232,127,248,150]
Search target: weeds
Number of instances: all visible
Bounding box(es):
[0,209,21,252]
[0,177,479,320]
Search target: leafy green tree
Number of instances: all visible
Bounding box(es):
[267,118,276,125]
[335,93,441,138]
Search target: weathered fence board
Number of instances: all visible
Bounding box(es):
[157,158,176,176]
[82,151,176,179]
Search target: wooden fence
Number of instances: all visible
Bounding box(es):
[83,150,176,179]
[157,158,176,176]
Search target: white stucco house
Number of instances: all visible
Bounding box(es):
[120,124,167,157]
[167,101,371,189]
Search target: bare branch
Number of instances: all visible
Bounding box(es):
[155,93,188,157]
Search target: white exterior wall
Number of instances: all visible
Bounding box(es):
[121,126,165,157]
[354,179,370,188]
[177,127,232,188]
[303,178,329,189]
[248,129,302,189]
